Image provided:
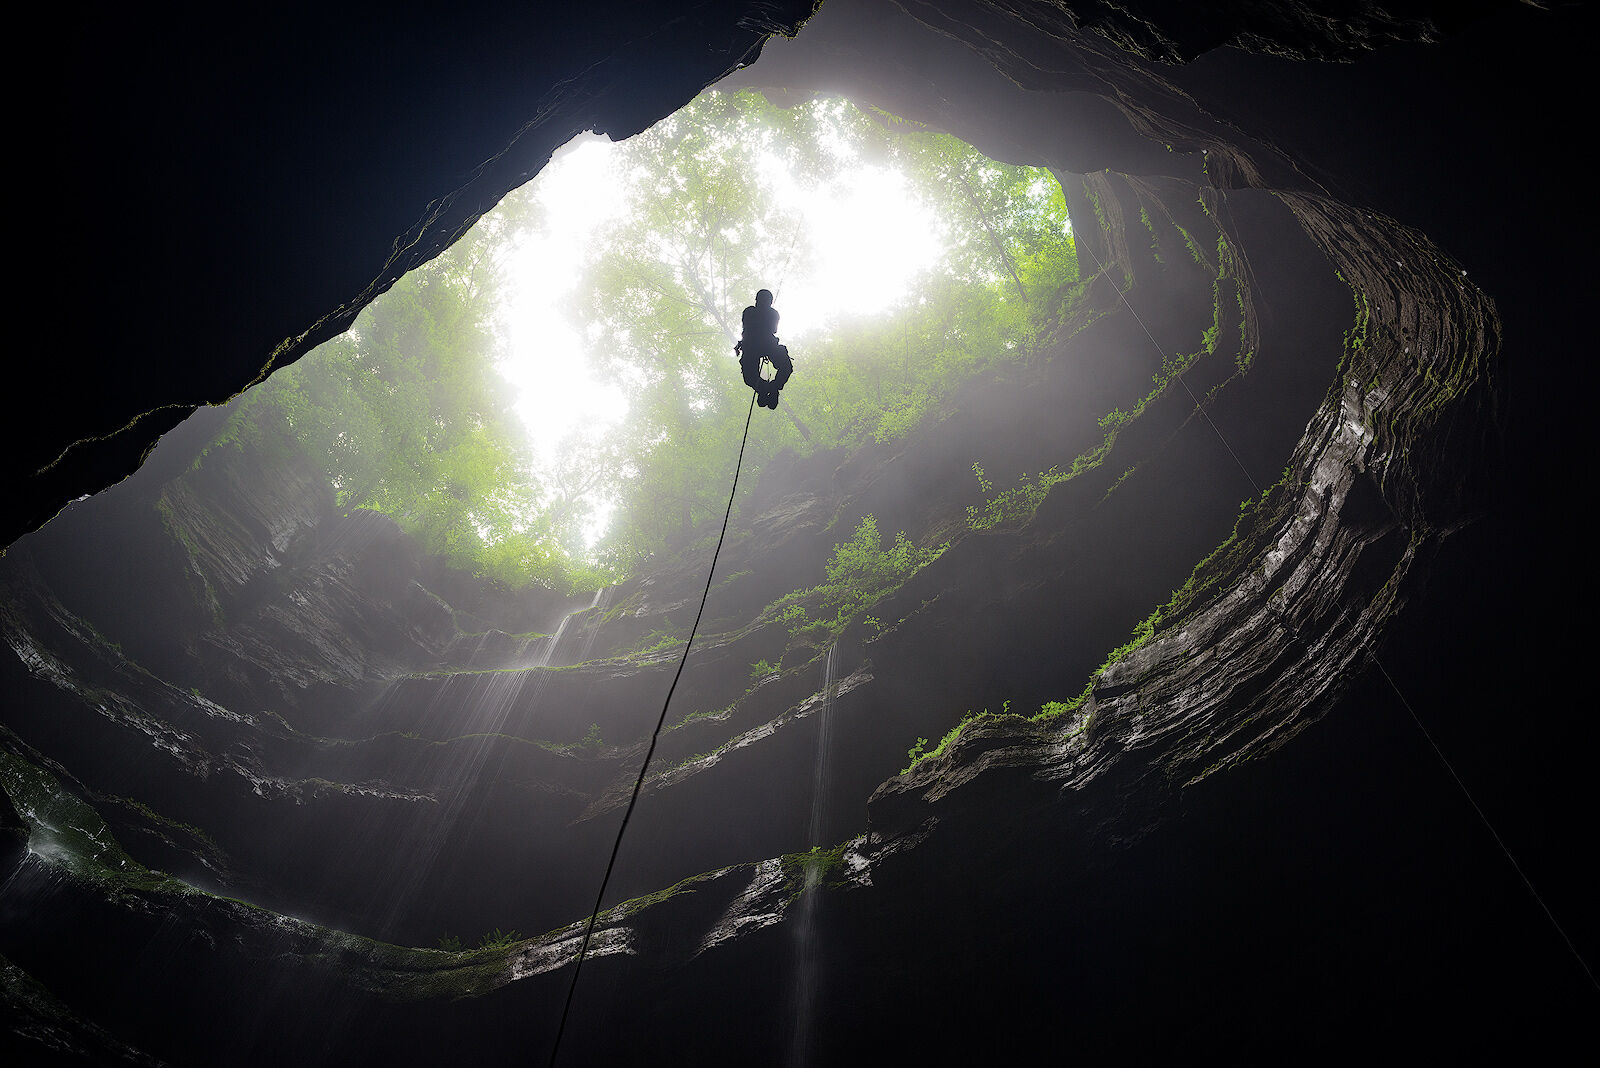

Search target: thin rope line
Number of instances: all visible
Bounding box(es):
[1077,219,1595,993]
[1373,660,1599,992]
[1077,233,1260,495]
[548,391,760,1066]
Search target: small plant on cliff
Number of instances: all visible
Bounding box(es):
[775,515,946,645]
[781,843,850,900]
[901,710,986,774]
[630,629,685,657]
[476,927,524,950]
[967,463,1071,530]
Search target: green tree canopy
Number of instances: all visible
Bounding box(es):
[570,92,1078,568]
[202,90,1079,590]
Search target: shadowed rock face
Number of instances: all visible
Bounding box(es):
[4,1,1595,1063]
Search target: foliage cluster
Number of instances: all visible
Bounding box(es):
[626,629,687,658]
[201,197,614,592]
[780,842,851,900]
[434,927,526,953]
[772,515,945,646]
[966,461,1077,531]
[579,92,1080,569]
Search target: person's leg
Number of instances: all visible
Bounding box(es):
[740,353,764,393]
[770,347,793,391]
[743,353,774,406]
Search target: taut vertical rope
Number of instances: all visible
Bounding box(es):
[548,390,760,1065]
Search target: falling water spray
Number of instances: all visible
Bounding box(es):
[788,642,838,1067]
[374,587,607,938]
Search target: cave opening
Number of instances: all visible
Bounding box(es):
[8,0,1582,1062]
[204,86,1081,592]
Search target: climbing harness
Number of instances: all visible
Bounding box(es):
[1077,228,1597,993]
[549,391,760,1066]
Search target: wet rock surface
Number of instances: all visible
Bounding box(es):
[4,0,1595,1062]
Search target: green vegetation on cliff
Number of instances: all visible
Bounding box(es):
[773,514,946,647]
[903,463,1305,775]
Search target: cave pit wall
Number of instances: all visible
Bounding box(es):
[740,0,1501,843]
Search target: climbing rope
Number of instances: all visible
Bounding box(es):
[1077,228,1597,993]
[548,391,760,1066]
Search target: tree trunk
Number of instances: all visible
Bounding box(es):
[958,171,1027,302]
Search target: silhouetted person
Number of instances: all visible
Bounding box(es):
[736,288,792,409]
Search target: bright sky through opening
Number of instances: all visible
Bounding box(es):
[497,129,947,463]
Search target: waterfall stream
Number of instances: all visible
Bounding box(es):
[787,642,838,1067]
[373,587,607,939]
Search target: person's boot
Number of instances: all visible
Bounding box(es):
[768,389,781,409]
